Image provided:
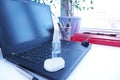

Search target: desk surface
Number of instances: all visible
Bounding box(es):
[0,44,120,80]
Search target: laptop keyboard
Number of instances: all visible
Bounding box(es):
[15,40,73,64]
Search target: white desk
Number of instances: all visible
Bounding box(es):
[0,44,120,80]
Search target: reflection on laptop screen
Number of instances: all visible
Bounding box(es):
[0,0,54,46]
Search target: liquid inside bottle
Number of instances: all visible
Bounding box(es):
[52,41,61,57]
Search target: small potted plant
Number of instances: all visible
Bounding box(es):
[59,0,94,35]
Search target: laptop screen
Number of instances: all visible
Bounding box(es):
[0,25,1,48]
[0,0,54,48]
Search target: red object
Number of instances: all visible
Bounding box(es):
[71,33,120,47]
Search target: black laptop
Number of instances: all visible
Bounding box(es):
[0,25,1,48]
[0,0,91,80]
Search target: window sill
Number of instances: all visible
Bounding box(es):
[71,33,120,47]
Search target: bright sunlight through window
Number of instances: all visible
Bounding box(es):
[74,0,120,33]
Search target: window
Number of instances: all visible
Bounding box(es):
[74,0,120,33]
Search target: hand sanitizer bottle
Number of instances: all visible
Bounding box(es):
[52,29,61,57]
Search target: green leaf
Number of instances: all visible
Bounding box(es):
[82,7,85,10]
[90,7,94,9]
[69,0,72,3]
[75,0,77,3]
[50,0,53,3]
[87,7,89,10]
[90,0,93,4]
[83,0,85,2]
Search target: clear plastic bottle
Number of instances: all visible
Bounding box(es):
[0,48,3,60]
[52,29,61,57]
[52,41,61,57]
